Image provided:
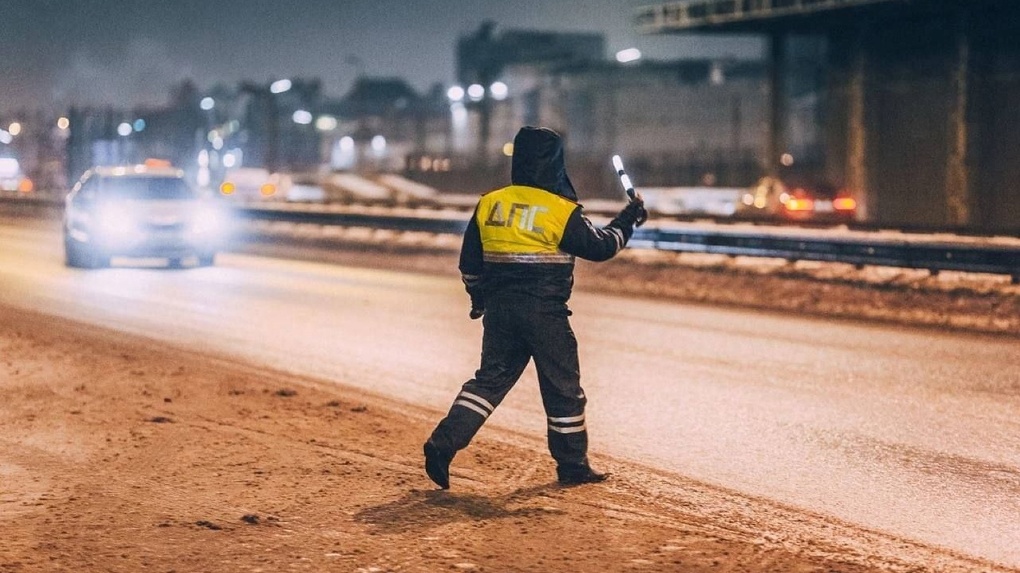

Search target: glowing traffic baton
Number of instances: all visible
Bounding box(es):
[612,154,648,228]
[612,154,637,201]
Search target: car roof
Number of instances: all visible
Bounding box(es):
[90,165,184,179]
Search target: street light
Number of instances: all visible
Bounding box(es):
[315,115,338,131]
[490,81,508,101]
[447,85,465,102]
[222,150,239,168]
[615,48,642,63]
[270,79,292,94]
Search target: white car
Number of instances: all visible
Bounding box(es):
[63,163,227,268]
[218,167,289,201]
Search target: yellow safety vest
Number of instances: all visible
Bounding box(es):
[475,185,577,264]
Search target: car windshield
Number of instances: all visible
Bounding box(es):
[98,176,195,200]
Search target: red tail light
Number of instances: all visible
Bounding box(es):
[833,197,857,211]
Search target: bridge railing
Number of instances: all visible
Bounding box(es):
[635,0,898,31]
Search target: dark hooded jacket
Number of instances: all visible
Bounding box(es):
[510,127,578,202]
[458,126,638,307]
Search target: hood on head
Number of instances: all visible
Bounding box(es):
[510,126,577,201]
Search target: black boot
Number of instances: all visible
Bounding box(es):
[556,463,610,485]
[423,440,453,489]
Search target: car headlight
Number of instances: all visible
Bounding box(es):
[96,204,141,241]
[190,206,225,236]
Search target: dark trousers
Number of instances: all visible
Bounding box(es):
[429,298,589,466]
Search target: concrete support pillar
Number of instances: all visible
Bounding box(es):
[766,32,787,176]
[946,8,972,227]
[846,25,869,220]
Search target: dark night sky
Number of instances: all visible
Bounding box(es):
[1,0,762,113]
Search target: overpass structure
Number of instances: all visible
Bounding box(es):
[635,0,1020,233]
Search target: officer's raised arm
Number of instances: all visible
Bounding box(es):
[558,199,647,262]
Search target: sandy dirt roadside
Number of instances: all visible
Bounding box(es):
[0,304,1010,573]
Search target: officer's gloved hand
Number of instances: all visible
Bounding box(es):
[469,294,485,320]
[617,196,648,228]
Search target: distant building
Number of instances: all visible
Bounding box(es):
[447,23,607,171]
[236,78,324,173]
[406,22,793,197]
[320,77,425,172]
[0,109,68,192]
[456,21,605,86]
[530,61,764,156]
[497,58,774,195]
[65,78,327,189]
[66,95,204,187]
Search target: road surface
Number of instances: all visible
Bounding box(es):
[2,220,1018,568]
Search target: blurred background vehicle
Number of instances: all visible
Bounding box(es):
[780,180,857,223]
[218,167,289,202]
[282,171,326,202]
[737,176,856,224]
[321,172,395,206]
[737,176,787,219]
[0,157,33,194]
[63,161,227,268]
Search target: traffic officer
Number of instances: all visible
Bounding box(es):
[424,126,647,488]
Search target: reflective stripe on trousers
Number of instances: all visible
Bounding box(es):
[429,298,588,465]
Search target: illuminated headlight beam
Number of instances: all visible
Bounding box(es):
[96,204,142,244]
[190,205,230,238]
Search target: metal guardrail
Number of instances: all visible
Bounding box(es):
[233,205,1020,283]
[635,0,899,32]
[235,205,471,235]
[630,227,1020,279]
[1,194,1017,282]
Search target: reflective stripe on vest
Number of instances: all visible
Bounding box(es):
[476,185,577,264]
